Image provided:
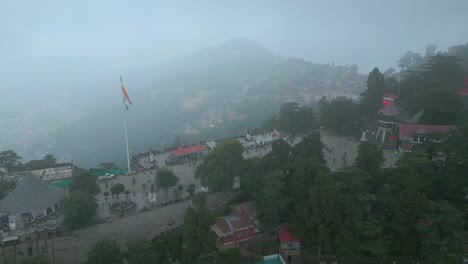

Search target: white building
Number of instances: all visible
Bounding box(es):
[0,175,66,231]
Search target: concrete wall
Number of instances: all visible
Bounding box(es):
[0,234,87,264]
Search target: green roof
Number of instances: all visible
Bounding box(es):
[51,179,72,188]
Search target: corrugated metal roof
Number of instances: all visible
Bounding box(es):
[172,145,207,156]
[398,124,457,138]
[0,175,66,213]
[278,225,301,243]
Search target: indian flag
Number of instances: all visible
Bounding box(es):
[121,76,133,111]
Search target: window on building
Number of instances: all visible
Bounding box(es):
[27,247,33,257]
[287,242,294,248]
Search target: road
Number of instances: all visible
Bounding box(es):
[50,192,231,264]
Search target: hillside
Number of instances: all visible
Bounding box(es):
[50,39,367,167]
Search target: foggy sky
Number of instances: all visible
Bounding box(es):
[1,0,468,119]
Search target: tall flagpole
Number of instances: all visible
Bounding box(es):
[121,75,131,174]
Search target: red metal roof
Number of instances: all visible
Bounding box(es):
[278,226,300,243]
[172,145,207,156]
[214,202,256,235]
[215,216,254,235]
[457,88,468,96]
[215,218,232,234]
[230,202,255,219]
[398,124,457,138]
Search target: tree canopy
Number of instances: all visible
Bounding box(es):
[110,183,125,198]
[354,142,384,179]
[183,193,215,260]
[254,169,287,233]
[235,116,468,263]
[126,239,159,264]
[87,240,123,264]
[69,168,100,195]
[0,150,22,173]
[399,54,465,125]
[155,168,179,190]
[264,102,316,134]
[195,139,244,192]
[319,96,360,136]
[63,191,98,230]
[360,67,386,117]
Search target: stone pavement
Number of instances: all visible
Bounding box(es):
[320,131,399,171]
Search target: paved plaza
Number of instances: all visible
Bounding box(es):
[93,131,399,244]
[320,131,399,171]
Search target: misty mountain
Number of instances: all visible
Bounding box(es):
[49,39,367,168]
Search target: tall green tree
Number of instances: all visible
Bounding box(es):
[309,173,337,262]
[354,142,384,187]
[69,169,100,195]
[264,102,316,134]
[294,172,337,261]
[398,50,424,71]
[110,183,125,198]
[360,67,386,116]
[87,240,123,264]
[42,154,57,167]
[0,150,22,172]
[416,200,464,263]
[182,193,215,260]
[126,239,159,264]
[254,169,287,233]
[187,183,196,197]
[195,139,244,192]
[0,178,16,199]
[399,54,465,124]
[155,168,179,199]
[261,139,291,175]
[63,191,98,230]
[319,96,360,135]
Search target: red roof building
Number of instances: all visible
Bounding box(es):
[166,144,208,165]
[398,124,457,151]
[172,145,207,156]
[211,202,258,250]
[278,226,300,243]
[279,225,301,263]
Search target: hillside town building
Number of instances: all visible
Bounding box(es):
[0,175,66,232]
[11,164,74,183]
[397,123,457,152]
[211,202,258,250]
[278,225,301,264]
